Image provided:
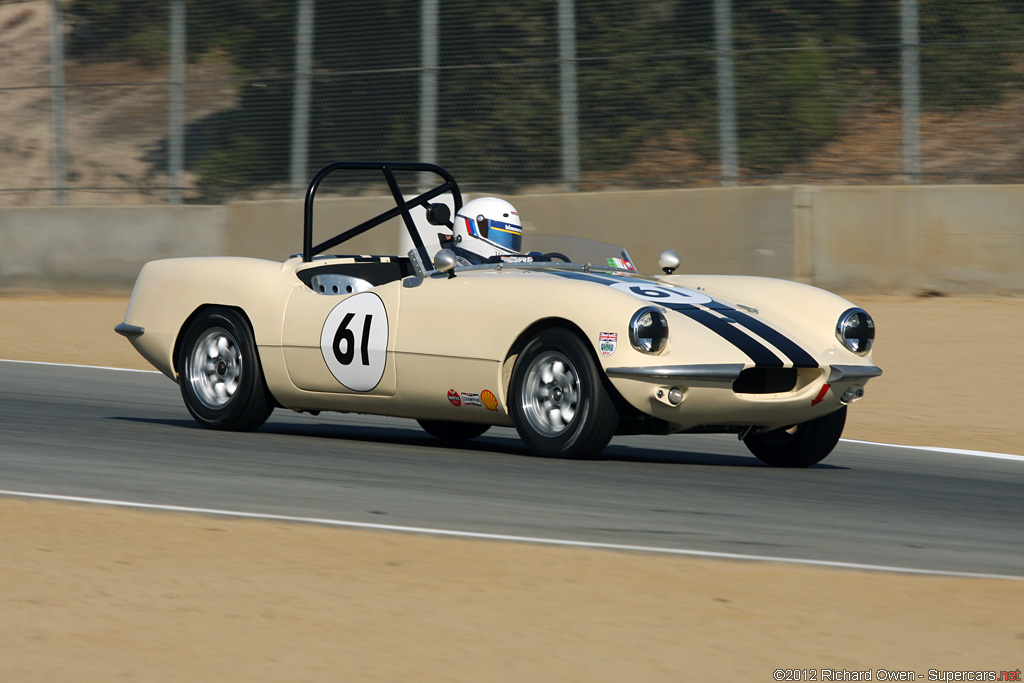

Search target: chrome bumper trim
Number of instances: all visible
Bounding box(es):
[605,363,745,383]
[114,323,145,339]
[828,364,883,383]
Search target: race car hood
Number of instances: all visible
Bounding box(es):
[492,265,868,373]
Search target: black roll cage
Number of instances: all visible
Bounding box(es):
[302,161,463,265]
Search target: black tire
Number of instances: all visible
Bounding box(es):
[743,405,847,467]
[417,420,491,441]
[509,327,619,459]
[177,307,274,431]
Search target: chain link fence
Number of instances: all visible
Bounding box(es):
[2,0,1023,206]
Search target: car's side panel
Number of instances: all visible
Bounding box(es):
[389,270,751,423]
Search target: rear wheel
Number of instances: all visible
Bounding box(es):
[418,420,490,441]
[509,327,619,459]
[743,406,847,467]
[177,307,274,431]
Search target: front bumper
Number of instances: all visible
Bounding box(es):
[606,362,882,431]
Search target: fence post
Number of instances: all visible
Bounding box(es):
[290,0,315,197]
[419,0,439,189]
[49,0,67,205]
[901,0,921,183]
[715,0,738,187]
[168,0,185,204]
[558,0,579,192]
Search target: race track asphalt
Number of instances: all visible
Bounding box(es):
[1,361,1021,577]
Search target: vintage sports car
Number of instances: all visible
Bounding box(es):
[116,162,881,466]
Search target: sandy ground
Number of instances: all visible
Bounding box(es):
[1,294,1022,680]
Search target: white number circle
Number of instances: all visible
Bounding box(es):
[609,281,711,306]
[320,292,389,392]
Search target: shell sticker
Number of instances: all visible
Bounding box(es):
[480,390,499,411]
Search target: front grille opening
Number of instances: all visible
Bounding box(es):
[733,367,798,394]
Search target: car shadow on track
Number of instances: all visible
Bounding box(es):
[110,415,846,469]
[604,447,847,469]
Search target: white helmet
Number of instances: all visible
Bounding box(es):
[452,197,522,259]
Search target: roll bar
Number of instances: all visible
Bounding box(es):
[302,161,463,264]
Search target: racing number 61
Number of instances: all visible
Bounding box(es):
[629,285,672,299]
[334,312,372,366]
[320,291,389,392]
[609,280,713,307]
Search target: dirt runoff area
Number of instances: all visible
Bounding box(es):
[1,294,1022,681]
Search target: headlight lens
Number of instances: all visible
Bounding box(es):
[629,307,668,354]
[836,308,875,355]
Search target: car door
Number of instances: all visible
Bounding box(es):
[281,279,400,397]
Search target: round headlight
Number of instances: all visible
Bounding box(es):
[836,308,875,355]
[629,307,668,354]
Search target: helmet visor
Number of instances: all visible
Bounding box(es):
[478,217,522,252]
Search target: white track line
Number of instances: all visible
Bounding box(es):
[842,439,1024,462]
[1,489,1021,580]
[0,358,158,373]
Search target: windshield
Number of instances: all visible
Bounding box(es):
[520,234,636,272]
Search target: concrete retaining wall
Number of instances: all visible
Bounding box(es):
[0,206,226,291]
[2,185,1022,294]
[799,185,1024,294]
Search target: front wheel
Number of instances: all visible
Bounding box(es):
[177,307,274,431]
[743,406,847,467]
[509,327,619,459]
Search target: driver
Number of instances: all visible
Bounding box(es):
[444,197,538,265]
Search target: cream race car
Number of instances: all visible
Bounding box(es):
[116,162,881,466]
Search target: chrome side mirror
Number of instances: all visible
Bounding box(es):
[658,249,680,275]
[433,248,458,278]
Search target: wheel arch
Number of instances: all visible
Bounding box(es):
[501,317,627,412]
[175,303,278,430]
[172,303,261,379]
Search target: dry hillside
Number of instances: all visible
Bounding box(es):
[3,0,1023,205]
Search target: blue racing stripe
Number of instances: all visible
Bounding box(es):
[724,309,818,368]
[673,307,784,367]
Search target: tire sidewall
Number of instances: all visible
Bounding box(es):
[178,307,270,431]
[510,327,617,458]
[744,405,847,467]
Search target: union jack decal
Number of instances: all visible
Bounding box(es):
[599,332,618,357]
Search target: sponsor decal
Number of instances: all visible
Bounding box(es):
[606,257,636,271]
[480,390,499,411]
[447,389,462,407]
[460,392,484,408]
[599,332,618,357]
[500,255,534,263]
